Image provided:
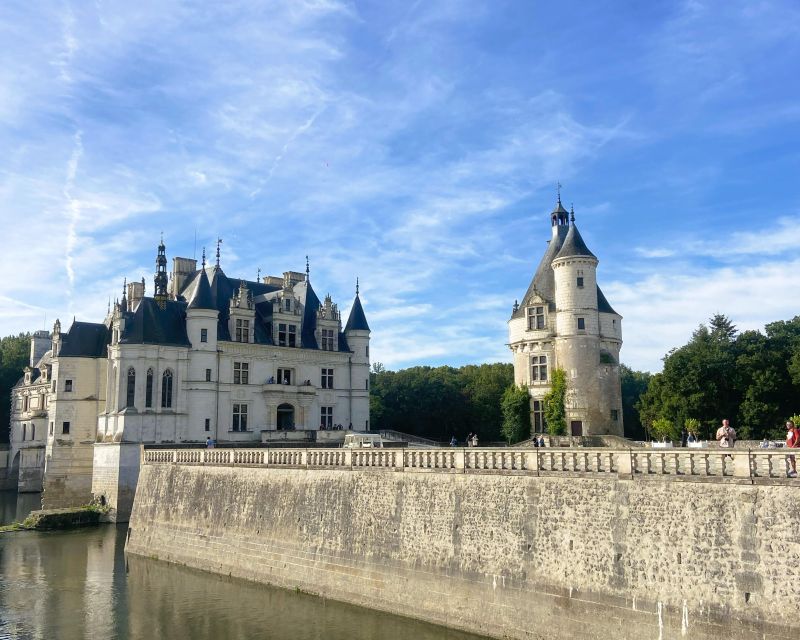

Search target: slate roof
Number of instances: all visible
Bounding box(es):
[511,224,569,319]
[59,322,111,358]
[188,268,215,310]
[119,298,191,347]
[554,223,597,261]
[345,294,370,332]
[597,286,619,315]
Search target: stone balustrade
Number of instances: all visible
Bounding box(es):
[141,446,800,483]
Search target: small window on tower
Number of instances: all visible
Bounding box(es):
[576,277,584,288]
[611,409,619,421]
[64,379,73,392]
[527,306,545,330]
[200,328,208,343]
[205,418,211,432]
[577,317,586,331]
[205,368,212,382]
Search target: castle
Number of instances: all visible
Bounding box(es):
[8,239,370,519]
[508,195,623,436]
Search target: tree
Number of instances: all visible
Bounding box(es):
[0,333,31,444]
[542,368,567,436]
[650,418,678,442]
[620,364,651,440]
[500,385,530,444]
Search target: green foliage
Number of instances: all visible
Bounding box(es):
[0,333,31,444]
[637,314,800,441]
[369,363,514,442]
[650,418,679,442]
[620,364,651,439]
[684,418,701,433]
[542,368,567,436]
[500,385,530,444]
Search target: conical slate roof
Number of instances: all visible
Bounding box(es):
[554,223,596,260]
[188,269,215,310]
[345,294,370,332]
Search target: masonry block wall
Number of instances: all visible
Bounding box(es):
[127,466,800,640]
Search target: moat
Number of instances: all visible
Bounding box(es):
[0,492,483,640]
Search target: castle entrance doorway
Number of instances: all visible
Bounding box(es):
[570,421,583,436]
[277,404,295,430]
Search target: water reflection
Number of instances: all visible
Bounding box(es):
[0,491,41,526]
[0,512,484,640]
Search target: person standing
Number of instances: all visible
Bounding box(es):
[716,419,736,449]
[471,433,479,448]
[466,433,473,447]
[680,427,688,447]
[785,420,798,478]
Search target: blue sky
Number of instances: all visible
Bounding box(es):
[1,0,799,372]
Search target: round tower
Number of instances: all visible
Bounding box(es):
[550,206,620,436]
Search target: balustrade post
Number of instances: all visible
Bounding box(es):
[616,450,633,478]
[453,449,465,473]
[733,451,752,479]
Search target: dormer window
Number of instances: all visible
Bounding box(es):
[321,329,335,351]
[284,298,291,312]
[235,319,250,343]
[527,306,545,330]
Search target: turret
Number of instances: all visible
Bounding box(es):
[551,206,599,337]
[344,279,370,365]
[187,249,219,351]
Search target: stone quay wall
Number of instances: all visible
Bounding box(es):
[127,447,800,640]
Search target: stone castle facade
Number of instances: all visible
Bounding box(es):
[7,239,370,518]
[508,196,623,436]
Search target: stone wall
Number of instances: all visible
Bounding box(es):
[91,443,141,522]
[127,459,800,640]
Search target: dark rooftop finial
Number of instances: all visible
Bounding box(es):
[201,247,206,269]
[557,181,562,203]
[305,255,310,280]
[215,238,222,268]
[356,277,360,295]
[570,203,575,223]
[122,277,127,298]
[257,267,261,282]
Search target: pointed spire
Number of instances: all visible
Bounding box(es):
[107,297,111,314]
[215,238,222,269]
[188,266,215,310]
[141,276,145,294]
[154,236,169,308]
[121,278,128,311]
[345,288,370,333]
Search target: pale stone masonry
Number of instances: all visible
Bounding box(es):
[509,195,623,436]
[6,238,370,519]
[128,449,800,640]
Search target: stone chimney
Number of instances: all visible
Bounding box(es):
[171,257,198,299]
[30,330,50,367]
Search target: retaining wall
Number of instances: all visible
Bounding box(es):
[127,449,800,640]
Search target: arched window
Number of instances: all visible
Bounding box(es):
[145,368,154,408]
[126,367,136,408]
[161,369,173,408]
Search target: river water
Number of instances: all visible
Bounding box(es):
[0,492,484,640]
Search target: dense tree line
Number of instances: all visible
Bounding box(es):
[370,363,514,443]
[0,334,31,444]
[634,314,800,441]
